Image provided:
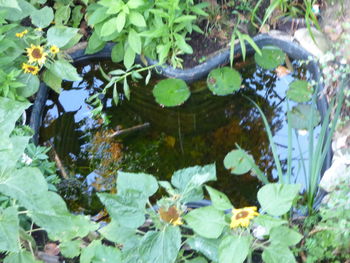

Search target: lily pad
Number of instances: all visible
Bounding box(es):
[287,80,314,102]
[207,67,242,96]
[288,104,321,130]
[254,46,285,70]
[223,149,254,175]
[153,78,190,107]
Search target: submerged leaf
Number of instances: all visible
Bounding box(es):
[288,104,320,130]
[287,80,314,102]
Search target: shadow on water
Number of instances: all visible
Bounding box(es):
[40,58,310,214]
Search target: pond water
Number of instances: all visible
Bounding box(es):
[40,58,311,214]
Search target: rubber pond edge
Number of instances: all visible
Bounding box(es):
[29,33,332,194]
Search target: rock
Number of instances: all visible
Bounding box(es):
[293,28,330,58]
[319,159,350,192]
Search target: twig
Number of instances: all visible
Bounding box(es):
[107,123,150,138]
[47,141,69,179]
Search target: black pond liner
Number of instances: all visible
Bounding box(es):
[30,33,331,204]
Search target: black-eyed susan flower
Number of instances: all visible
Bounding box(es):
[22,63,40,75]
[26,44,47,65]
[230,206,259,229]
[16,29,28,38]
[50,45,59,55]
[159,206,183,226]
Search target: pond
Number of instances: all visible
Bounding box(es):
[39,57,311,214]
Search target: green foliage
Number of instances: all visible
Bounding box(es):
[207,67,242,96]
[287,80,314,103]
[218,235,251,263]
[223,149,253,175]
[153,78,191,107]
[288,104,320,130]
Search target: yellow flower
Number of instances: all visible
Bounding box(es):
[26,44,47,65]
[230,206,259,229]
[50,45,59,54]
[16,29,28,38]
[22,63,40,75]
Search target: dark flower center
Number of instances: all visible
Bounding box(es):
[31,48,42,59]
[235,211,249,219]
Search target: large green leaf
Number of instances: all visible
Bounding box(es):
[47,60,82,82]
[218,235,251,263]
[85,31,106,55]
[111,42,124,63]
[2,0,35,22]
[262,244,296,263]
[0,207,20,253]
[171,164,216,203]
[254,46,285,70]
[184,206,225,239]
[288,104,320,130]
[0,0,21,9]
[81,240,122,263]
[287,80,314,103]
[0,136,30,169]
[60,239,82,258]
[257,183,300,216]
[153,79,191,107]
[138,226,181,263]
[205,186,232,210]
[17,74,39,98]
[0,97,30,136]
[253,215,287,233]
[47,26,79,48]
[128,29,141,54]
[43,70,62,93]
[117,171,158,197]
[207,67,241,96]
[4,251,41,263]
[223,149,254,175]
[129,11,146,27]
[269,226,303,247]
[187,236,220,262]
[98,191,146,228]
[100,17,118,37]
[30,6,54,28]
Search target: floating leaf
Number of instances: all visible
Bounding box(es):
[255,46,285,70]
[153,79,190,107]
[287,80,314,102]
[223,149,254,175]
[288,104,320,130]
[207,67,241,96]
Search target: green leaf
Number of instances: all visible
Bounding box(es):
[207,67,242,96]
[288,104,320,130]
[86,31,105,54]
[16,74,39,98]
[60,240,82,258]
[30,6,54,28]
[184,206,225,239]
[223,149,254,175]
[0,0,21,9]
[113,84,119,106]
[111,42,124,63]
[43,70,62,93]
[117,171,158,197]
[127,0,144,9]
[4,251,41,263]
[174,33,193,54]
[55,5,71,25]
[124,45,136,69]
[116,11,126,32]
[2,0,35,22]
[81,240,122,263]
[0,207,20,253]
[205,186,232,210]
[138,226,181,263]
[0,136,30,169]
[47,26,79,48]
[253,215,287,233]
[129,11,146,27]
[99,220,138,250]
[269,226,303,247]
[262,244,296,263]
[87,6,108,25]
[128,29,141,54]
[219,235,251,263]
[47,60,82,82]
[187,236,219,262]
[257,183,301,216]
[153,78,190,107]
[101,17,118,37]
[254,46,285,70]
[0,97,30,137]
[187,257,208,263]
[287,80,314,102]
[171,164,216,203]
[98,191,146,228]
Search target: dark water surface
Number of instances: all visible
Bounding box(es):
[40,58,310,214]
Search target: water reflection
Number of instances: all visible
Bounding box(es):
[40,58,309,214]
